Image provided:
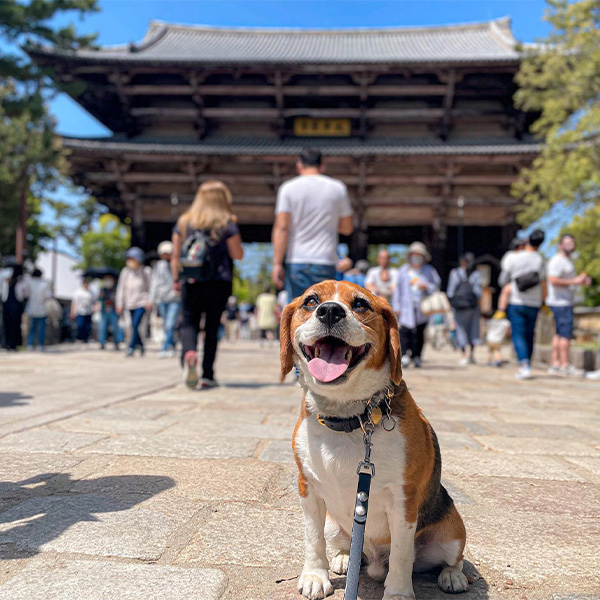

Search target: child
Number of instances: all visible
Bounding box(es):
[486,283,512,366]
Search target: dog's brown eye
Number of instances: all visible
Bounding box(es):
[303,295,319,309]
[352,297,371,312]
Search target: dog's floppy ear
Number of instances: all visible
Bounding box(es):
[379,299,402,385]
[280,297,301,382]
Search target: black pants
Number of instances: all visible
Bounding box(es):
[180,280,232,380]
[400,323,427,359]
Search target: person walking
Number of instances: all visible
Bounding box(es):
[271,148,353,298]
[116,247,152,357]
[224,296,239,342]
[255,285,278,347]
[23,268,51,351]
[150,241,181,357]
[392,242,441,368]
[171,180,244,389]
[1,264,26,350]
[365,249,398,302]
[71,279,95,344]
[502,229,547,380]
[98,274,121,350]
[546,234,591,377]
[447,253,482,366]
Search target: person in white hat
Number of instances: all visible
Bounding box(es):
[391,242,441,368]
[150,240,181,357]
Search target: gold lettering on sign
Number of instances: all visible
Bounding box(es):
[294,118,352,137]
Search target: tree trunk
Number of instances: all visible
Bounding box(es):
[15,188,27,264]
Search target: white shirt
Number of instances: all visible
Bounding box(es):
[547,253,577,307]
[24,278,52,318]
[72,287,95,316]
[275,174,353,265]
[503,250,546,308]
[365,266,398,301]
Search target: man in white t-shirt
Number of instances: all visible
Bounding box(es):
[546,234,591,377]
[365,249,398,302]
[271,148,353,299]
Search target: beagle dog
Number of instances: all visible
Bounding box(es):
[280,280,468,600]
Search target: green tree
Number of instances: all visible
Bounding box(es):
[512,0,600,224]
[562,206,600,306]
[0,0,98,261]
[79,213,130,271]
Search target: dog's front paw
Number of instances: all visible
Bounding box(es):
[438,565,468,593]
[330,550,349,575]
[298,569,333,599]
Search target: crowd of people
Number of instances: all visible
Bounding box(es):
[2,147,599,386]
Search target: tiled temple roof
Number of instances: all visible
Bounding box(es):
[31,18,520,65]
[63,135,540,157]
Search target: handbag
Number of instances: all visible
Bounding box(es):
[421,291,451,315]
[515,271,540,292]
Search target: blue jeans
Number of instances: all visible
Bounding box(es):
[285,263,337,300]
[129,307,146,350]
[507,304,539,365]
[158,301,180,350]
[76,314,92,343]
[27,316,46,347]
[99,310,122,347]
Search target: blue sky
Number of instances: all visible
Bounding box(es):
[13,0,569,268]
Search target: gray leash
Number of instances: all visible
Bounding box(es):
[343,422,375,600]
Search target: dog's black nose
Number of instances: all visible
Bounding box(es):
[316,302,346,328]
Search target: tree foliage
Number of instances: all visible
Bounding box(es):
[513,0,600,224]
[563,206,600,305]
[0,0,98,260]
[79,213,130,271]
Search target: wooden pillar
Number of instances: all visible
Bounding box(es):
[130,198,146,250]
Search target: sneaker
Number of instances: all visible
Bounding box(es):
[100,344,106,350]
[413,357,422,368]
[515,365,532,380]
[183,351,199,389]
[547,365,564,377]
[459,356,469,367]
[401,355,411,369]
[165,349,176,358]
[468,356,476,365]
[562,364,584,378]
[493,360,503,368]
[139,346,145,357]
[125,348,134,357]
[158,350,168,358]
[199,377,219,390]
[585,369,600,381]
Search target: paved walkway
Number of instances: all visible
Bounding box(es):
[0,342,598,600]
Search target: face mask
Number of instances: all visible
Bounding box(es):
[409,255,424,267]
[103,278,114,288]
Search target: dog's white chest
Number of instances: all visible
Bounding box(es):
[296,415,407,546]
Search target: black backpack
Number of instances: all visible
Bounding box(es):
[450,273,478,310]
[179,228,216,282]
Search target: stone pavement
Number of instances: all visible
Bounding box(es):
[0,342,598,600]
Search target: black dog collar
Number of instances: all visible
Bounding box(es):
[316,387,395,433]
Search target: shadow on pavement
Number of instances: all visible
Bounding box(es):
[223,381,297,389]
[0,392,32,408]
[0,472,175,559]
[330,559,488,598]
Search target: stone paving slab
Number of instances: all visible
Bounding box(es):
[0,558,227,600]
[80,432,260,459]
[0,428,107,454]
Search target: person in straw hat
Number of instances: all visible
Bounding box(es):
[391,242,441,368]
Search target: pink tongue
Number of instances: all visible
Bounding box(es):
[308,343,350,383]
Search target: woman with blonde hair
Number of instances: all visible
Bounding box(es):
[171,180,244,389]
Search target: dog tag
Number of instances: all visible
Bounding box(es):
[370,406,383,425]
[382,415,396,431]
